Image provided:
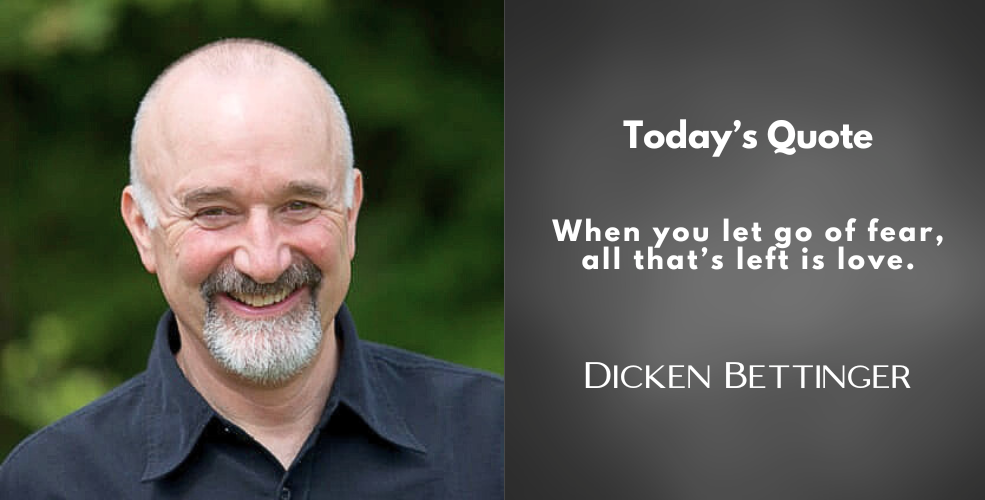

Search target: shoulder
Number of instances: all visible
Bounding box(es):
[361,341,503,494]
[364,340,504,404]
[362,340,503,440]
[363,340,503,422]
[0,373,149,494]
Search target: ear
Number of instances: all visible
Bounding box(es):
[346,168,363,260]
[121,186,158,273]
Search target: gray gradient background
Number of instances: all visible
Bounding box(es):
[507,2,983,498]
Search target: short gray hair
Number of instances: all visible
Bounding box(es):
[129,39,355,228]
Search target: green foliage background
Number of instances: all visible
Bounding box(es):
[0,0,503,459]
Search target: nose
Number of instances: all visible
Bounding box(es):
[232,209,292,284]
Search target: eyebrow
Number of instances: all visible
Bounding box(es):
[182,187,235,208]
[284,181,329,200]
[180,182,330,208]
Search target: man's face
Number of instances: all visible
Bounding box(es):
[124,68,361,384]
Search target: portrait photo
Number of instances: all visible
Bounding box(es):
[0,1,503,497]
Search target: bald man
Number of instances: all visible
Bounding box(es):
[0,39,503,499]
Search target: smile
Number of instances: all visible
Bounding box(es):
[227,289,293,307]
[218,286,308,317]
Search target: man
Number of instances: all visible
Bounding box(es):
[0,39,503,498]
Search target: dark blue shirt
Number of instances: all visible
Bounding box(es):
[0,305,504,498]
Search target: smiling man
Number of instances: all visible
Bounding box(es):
[0,39,503,498]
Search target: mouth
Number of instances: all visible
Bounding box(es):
[201,259,322,319]
[217,286,308,317]
[227,289,293,307]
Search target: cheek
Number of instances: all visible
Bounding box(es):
[170,233,236,287]
[293,220,351,269]
[296,232,344,271]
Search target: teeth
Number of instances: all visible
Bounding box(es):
[229,289,292,307]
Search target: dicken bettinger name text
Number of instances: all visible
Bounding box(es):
[585,362,910,389]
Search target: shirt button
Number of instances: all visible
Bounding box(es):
[280,487,291,500]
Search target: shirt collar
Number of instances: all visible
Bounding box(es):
[324,304,426,454]
[140,304,425,482]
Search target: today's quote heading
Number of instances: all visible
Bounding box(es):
[623,120,872,157]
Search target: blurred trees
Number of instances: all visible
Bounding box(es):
[0,0,503,458]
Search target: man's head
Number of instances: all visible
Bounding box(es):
[121,39,363,385]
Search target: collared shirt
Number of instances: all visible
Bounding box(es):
[0,305,504,499]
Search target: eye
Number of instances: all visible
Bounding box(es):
[281,200,320,222]
[286,201,315,212]
[194,207,237,228]
[197,207,229,217]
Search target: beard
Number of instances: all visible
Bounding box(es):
[199,259,324,385]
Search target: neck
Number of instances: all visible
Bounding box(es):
[175,320,339,469]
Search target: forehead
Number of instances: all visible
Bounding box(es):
[143,66,341,197]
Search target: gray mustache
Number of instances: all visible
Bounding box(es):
[200,259,322,299]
